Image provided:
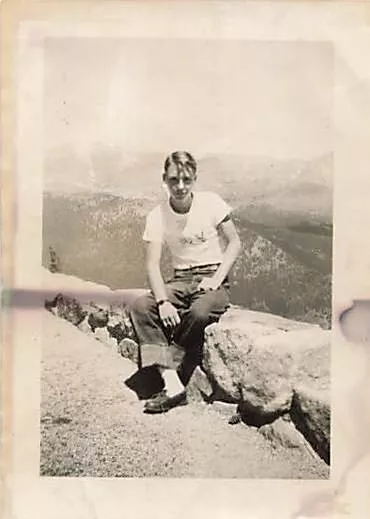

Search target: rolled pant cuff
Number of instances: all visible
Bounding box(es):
[140,342,184,369]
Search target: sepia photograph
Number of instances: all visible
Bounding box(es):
[40,37,332,478]
[3,1,370,517]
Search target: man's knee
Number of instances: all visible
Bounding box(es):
[129,293,155,318]
[188,302,213,324]
[189,292,229,324]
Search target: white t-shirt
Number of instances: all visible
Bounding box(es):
[143,191,232,269]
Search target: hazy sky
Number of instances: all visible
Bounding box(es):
[44,38,333,164]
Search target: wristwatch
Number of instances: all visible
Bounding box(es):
[156,299,169,307]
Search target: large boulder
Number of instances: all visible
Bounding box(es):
[203,307,330,421]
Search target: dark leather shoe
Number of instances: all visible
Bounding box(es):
[144,391,188,414]
[147,389,167,400]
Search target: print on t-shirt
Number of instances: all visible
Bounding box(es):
[180,231,207,245]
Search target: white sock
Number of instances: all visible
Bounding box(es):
[162,369,185,397]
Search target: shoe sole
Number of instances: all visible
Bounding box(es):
[143,398,188,414]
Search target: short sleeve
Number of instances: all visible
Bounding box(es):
[209,193,233,227]
[142,207,164,243]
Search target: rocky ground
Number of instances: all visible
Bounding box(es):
[41,310,329,479]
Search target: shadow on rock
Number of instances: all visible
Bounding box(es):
[237,400,285,428]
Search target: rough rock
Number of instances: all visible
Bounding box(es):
[118,338,140,365]
[291,384,330,464]
[107,309,136,342]
[88,308,109,331]
[259,416,319,460]
[77,316,93,335]
[203,307,330,420]
[45,290,137,350]
[107,319,129,344]
[51,293,87,326]
[186,366,214,403]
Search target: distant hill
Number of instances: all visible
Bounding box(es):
[230,153,332,225]
[43,191,332,328]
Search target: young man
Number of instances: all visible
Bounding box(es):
[129,151,241,413]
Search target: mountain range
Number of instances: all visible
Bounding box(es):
[44,148,332,223]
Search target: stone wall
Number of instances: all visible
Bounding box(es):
[43,270,330,464]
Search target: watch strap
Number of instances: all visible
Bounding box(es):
[156,299,169,307]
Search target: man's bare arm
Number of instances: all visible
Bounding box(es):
[146,241,167,302]
[198,216,241,291]
[146,241,180,328]
[213,217,241,285]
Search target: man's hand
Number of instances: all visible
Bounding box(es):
[159,301,181,329]
[197,276,221,293]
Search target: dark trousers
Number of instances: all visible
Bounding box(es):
[129,265,230,386]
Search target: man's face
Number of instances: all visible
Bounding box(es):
[163,164,197,202]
